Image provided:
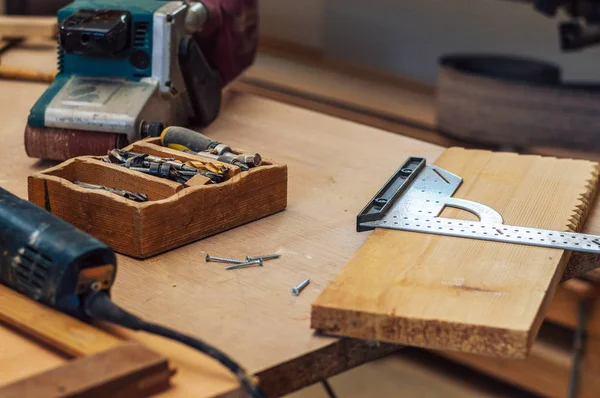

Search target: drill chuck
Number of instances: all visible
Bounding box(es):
[0,188,116,318]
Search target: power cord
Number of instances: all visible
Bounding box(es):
[84,291,265,398]
[321,379,338,398]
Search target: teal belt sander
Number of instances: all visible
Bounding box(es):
[24,0,258,161]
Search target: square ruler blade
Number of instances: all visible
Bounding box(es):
[357,157,600,254]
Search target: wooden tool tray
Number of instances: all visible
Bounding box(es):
[28,138,288,258]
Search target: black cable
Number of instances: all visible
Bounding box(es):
[84,291,265,398]
[321,379,337,398]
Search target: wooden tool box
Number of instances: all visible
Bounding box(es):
[28,138,288,258]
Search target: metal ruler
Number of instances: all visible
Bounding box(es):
[357,157,600,254]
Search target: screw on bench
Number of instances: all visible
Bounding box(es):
[292,279,310,296]
[225,259,263,270]
[246,254,281,262]
[205,254,243,264]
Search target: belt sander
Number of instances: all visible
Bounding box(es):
[25,0,258,161]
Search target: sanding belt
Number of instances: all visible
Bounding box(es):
[437,54,600,152]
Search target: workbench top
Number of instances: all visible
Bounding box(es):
[0,41,443,397]
[2,40,600,397]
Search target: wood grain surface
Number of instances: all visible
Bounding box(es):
[312,148,599,358]
[0,42,441,397]
[4,40,600,396]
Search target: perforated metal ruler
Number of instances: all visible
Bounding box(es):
[357,157,600,254]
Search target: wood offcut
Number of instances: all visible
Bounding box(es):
[0,343,173,398]
[312,148,600,358]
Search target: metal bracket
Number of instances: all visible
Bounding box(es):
[357,157,600,255]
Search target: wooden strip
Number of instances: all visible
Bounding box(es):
[0,285,123,357]
[0,64,56,82]
[312,148,600,358]
[0,343,173,398]
[0,16,57,38]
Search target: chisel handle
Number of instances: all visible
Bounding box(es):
[160,126,231,154]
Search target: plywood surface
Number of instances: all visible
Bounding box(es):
[0,43,439,397]
[313,148,599,358]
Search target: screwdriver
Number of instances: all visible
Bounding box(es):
[159,126,232,154]
[158,126,262,170]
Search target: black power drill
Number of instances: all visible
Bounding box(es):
[0,187,264,398]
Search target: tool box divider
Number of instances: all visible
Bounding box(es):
[28,138,288,258]
[38,157,183,201]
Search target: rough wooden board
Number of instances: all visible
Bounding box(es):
[0,45,443,396]
[0,16,57,38]
[0,343,173,398]
[0,64,56,82]
[312,148,600,358]
[0,285,123,357]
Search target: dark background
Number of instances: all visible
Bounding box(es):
[5,0,71,15]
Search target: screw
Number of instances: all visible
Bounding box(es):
[292,279,310,296]
[225,259,263,270]
[246,254,281,262]
[205,254,243,264]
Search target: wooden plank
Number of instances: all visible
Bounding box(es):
[0,64,56,82]
[0,343,173,398]
[312,148,600,358]
[0,16,57,38]
[0,285,123,357]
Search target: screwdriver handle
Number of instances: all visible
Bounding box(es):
[160,126,231,154]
